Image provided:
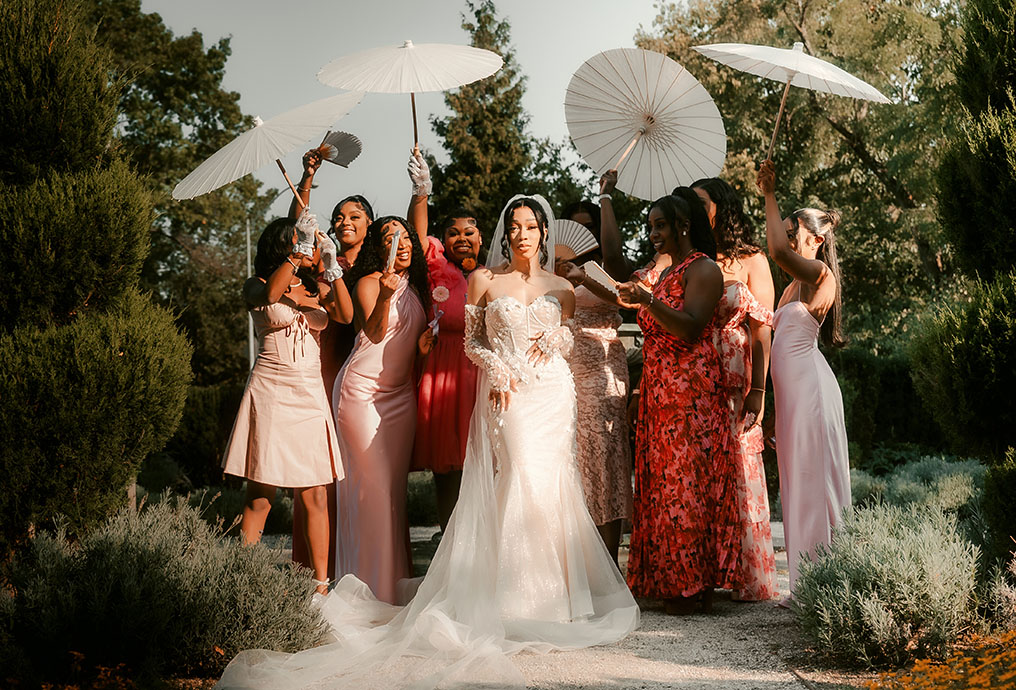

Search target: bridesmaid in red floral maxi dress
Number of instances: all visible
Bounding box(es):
[693,177,778,601]
[407,151,481,532]
[618,190,741,614]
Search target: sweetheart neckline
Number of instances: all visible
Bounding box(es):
[484,294,561,310]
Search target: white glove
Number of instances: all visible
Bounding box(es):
[294,208,318,256]
[319,233,343,282]
[407,149,432,197]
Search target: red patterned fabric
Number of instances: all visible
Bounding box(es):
[713,281,777,600]
[627,253,742,599]
[413,236,478,473]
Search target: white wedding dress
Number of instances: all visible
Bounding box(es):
[217,295,639,690]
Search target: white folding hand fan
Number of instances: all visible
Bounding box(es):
[313,131,362,168]
[554,219,599,261]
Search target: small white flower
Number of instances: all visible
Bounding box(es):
[432,285,450,303]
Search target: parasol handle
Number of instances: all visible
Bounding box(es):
[766,78,794,161]
[276,159,306,210]
[615,128,645,170]
[411,92,419,148]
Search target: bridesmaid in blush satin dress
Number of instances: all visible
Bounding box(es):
[333,215,433,605]
[756,160,851,596]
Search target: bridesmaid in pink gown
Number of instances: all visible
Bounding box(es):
[406,151,482,532]
[333,215,434,604]
[693,177,778,601]
[756,160,851,596]
[287,148,376,577]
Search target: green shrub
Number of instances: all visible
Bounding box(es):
[982,556,1016,632]
[188,486,294,536]
[407,471,439,527]
[826,348,943,469]
[850,468,887,507]
[0,162,153,332]
[164,381,246,487]
[794,504,978,668]
[910,273,1016,461]
[1,499,325,685]
[0,291,191,553]
[982,448,1016,564]
[0,0,192,557]
[0,0,120,185]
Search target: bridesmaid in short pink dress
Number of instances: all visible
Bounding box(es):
[333,215,433,605]
[222,216,352,592]
[757,160,850,596]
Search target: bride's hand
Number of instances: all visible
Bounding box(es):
[526,335,553,367]
[489,378,519,412]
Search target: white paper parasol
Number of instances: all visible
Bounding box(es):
[692,42,890,159]
[318,40,503,146]
[172,91,363,205]
[565,48,726,202]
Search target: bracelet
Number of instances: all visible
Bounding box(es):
[597,193,612,203]
[286,257,299,271]
[750,387,766,394]
[631,389,640,396]
[646,293,654,308]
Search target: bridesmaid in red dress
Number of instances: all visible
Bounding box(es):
[617,189,741,614]
[692,178,778,601]
[406,151,482,532]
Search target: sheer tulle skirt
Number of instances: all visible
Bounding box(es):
[217,366,639,690]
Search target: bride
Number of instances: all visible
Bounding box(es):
[217,195,638,690]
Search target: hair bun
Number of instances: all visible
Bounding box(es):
[825,209,841,230]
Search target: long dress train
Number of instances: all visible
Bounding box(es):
[217,294,639,690]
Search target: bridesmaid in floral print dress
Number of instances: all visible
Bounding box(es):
[617,190,741,615]
[693,178,778,601]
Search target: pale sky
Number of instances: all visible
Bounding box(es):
[142,0,665,220]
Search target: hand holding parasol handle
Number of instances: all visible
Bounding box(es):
[276,159,307,210]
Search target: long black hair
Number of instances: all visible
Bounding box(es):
[647,190,717,260]
[790,208,846,349]
[253,217,318,295]
[689,178,761,261]
[500,197,550,267]
[345,215,431,316]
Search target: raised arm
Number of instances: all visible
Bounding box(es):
[597,170,632,281]
[243,249,310,308]
[354,272,398,344]
[288,149,322,220]
[756,160,827,286]
[407,147,431,248]
[317,232,353,324]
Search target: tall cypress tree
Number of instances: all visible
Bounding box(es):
[427,0,532,235]
[0,0,191,553]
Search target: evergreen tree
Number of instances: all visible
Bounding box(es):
[637,0,963,349]
[936,0,1016,280]
[427,1,595,237]
[84,0,275,388]
[0,0,191,554]
[912,0,1016,471]
[427,0,532,235]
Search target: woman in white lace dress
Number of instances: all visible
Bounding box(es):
[216,196,638,690]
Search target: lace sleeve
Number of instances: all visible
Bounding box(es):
[464,304,515,392]
[535,319,575,360]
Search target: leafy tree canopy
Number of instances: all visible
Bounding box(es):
[637,0,964,350]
